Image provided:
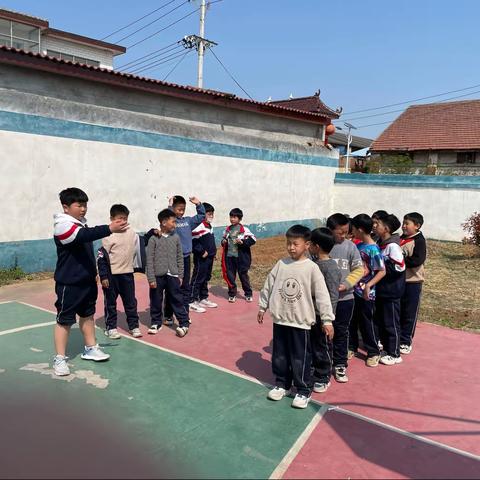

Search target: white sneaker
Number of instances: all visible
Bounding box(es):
[380,355,403,366]
[199,299,218,308]
[130,328,143,338]
[245,296,253,303]
[267,386,290,401]
[400,344,412,355]
[189,302,206,313]
[228,296,236,303]
[148,324,162,335]
[81,345,110,362]
[53,355,70,376]
[334,366,349,383]
[292,394,310,409]
[176,326,189,338]
[104,328,121,340]
[313,381,330,393]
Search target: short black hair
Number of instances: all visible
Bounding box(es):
[286,224,311,241]
[352,214,373,234]
[372,210,388,220]
[110,204,130,217]
[311,227,335,253]
[203,202,215,213]
[158,208,176,223]
[404,212,424,227]
[172,195,186,207]
[380,214,401,234]
[59,187,88,206]
[229,208,243,219]
[326,213,350,230]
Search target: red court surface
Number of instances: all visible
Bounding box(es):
[1,276,479,479]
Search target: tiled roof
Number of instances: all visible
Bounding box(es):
[371,99,480,152]
[328,132,372,149]
[0,46,334,124]
[270,92,341,119]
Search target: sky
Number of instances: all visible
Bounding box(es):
[3,0,480,139]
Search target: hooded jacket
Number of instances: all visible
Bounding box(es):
[53,213,111,285]
[376,234,406,299]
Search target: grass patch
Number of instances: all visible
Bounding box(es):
[211,237,480,332]
[0,267,53,287]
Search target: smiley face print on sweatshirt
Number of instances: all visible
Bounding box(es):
[279,278,303,303]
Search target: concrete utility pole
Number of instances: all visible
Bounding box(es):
[185,1,218,88]
[344,122,357,173]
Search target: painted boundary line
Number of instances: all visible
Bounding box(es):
[5,301,480,470]
[0,321,56,336]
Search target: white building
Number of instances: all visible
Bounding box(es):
[0,8,125,69]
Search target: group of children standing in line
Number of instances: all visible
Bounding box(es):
[258,210,426,409]
[52,187,256,376]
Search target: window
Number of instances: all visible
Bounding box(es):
[0,20,40,53]
[47,50,100,66]
[457,152,476,164]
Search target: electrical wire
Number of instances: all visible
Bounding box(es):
[115,41,181,70]
[163,50,191,80]
[131,50,192,75]
[118,44,184,71]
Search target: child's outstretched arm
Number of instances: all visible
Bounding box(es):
[188,198,206,230]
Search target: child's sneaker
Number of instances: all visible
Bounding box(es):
[163,318,174,326]
[267,386,290,401]
[130,328,143,338]
[199,299,218,308]
[313,381,330,393]
[104,328,121,340]
[292,394,310,409]
[228,296,236,303]
[366,355,380,367]
[147,324,162,335]
[176,326,189,337]
[245,296,253,303]
[347,349,357,360]
[334,366,349,383]
[400,344,412,355]
[53,355,70,376]
[81,345,110,362]
[189,301,206,313]
[380,355,403,366]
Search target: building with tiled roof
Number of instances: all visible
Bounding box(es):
[371,100,480,167]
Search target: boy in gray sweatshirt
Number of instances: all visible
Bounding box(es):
[146,209,190,338]
[258,225,335,409]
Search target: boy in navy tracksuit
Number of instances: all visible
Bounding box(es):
[190,203,218,310]
[97,204,143,340]
[52,188,127,376]
[221,208,256,303]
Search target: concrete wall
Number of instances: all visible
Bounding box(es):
[334,174,480,241]
[0,63,337,272]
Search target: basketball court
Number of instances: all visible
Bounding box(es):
[0,277,479,479]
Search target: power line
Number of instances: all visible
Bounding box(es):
[210,49,253,99]
[132,50,193,75]
[115,1,189,44]
[119,44,184,72]
[115,41,181,70]
[101,0,180,40]
[342,82,480,116]
[127,7,201,50]
[163,50,191,81]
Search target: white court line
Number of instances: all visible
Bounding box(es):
[0,300,14,304]
[8,302,480,471]
[269,404,329,480]
[0,321,56,336]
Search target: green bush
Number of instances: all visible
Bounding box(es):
[0,267,26,286]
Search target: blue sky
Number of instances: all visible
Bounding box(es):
[3,0,480,139]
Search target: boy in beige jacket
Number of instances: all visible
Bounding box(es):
[258,225,335,409]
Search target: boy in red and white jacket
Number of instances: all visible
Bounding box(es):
[221,208,256,303]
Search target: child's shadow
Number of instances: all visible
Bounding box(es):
[263,340,273,355]
[236,350,273,385]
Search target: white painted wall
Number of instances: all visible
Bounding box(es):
[0,130,336,243]
[333,183,478,241]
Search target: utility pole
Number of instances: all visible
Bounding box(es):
[185,0,217,88]
[344,122,357,173]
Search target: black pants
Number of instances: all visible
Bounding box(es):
[311,322,333,384]
[375,297,401,357]
[103,273,139,331]
[400,282,423,346]
[352,296,380,357]
[272,324,312,396]
[190,255,214,302]
[165,255,191,320]
[332,299,354,368]
[225,256,252,297]
[150,275,189,328]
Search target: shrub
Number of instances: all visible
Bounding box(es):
[462,212,480,246]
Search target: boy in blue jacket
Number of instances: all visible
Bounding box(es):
[53,188,127,376]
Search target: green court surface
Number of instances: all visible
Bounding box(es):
[0,302,318,479]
